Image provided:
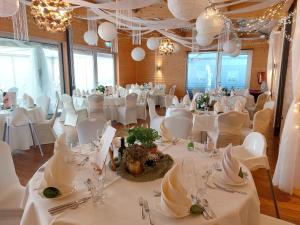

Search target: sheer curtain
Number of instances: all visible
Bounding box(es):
[0,38,60,112]
[273,3,300,194]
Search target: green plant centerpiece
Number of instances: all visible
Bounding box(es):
[196,93,210,110]
[122,127,161,176]
[96,84,105,94]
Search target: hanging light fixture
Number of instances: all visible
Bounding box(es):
[158,38,175,55]
[31,0,72,33]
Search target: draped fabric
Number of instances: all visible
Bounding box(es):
[266,31,283,92]
[273,3,300,194]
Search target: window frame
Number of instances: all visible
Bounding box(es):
[73,44,116,89]
[186,50,253,91]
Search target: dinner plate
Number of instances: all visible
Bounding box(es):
[214,172,248,187]
[153,198,190,219]
[38,184,76,200]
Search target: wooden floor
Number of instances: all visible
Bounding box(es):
[11,110,300,225]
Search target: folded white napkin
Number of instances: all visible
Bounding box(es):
[172,96,179,106]
[160,164,192,216]
[42,134,75,187]
[189,100,196,111]
[234,101,244,112]
[214,102,224,113]
[182,95,191,106]
[160,120,172,142]
[230,90,235,97]
[221,144,244,184]
[23,94,35,108]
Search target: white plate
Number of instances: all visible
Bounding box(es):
[38,185,76,200]
[214,172,248,187]
[152,198,190,219]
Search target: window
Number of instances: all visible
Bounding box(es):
[0,38,62,111]
[187,51,252,93]
[73,51,95,91]
[97,53,115,86]
[73,50,115,91]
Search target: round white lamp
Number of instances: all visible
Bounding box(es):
[196,9,224,36]
[146,38,160,51]
[196,32,214,47]
[131,47,146,61]
[223,39,239,54]
[0,0,19,17]
[98,22,117,41]
[167,0,208,21]
[84,30,98,46]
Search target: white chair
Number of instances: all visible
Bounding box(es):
[161,116,192,139]
[147,98,165,133]
[137,92,148,120]
[232,132,280,218]
[167,108,193,120]
[59,94,72,122]
[260,214,294,224]
[76,118,108,145]
[241,108,273,140]
[2,107,43,156]
[87,94,105,120]
[32,99,59,145]
[64,100,87,127]
[36,95,50,119]
[247,92,270,119]
[117,93,138,125]
[172,96,180,106]
[0,141,24,225]
[264,101,275,110]
[207,111,246,148]
[168,85,176,95]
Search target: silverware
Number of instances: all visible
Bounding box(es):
[202,199,217,218]
[48,196,91,215]
[191,195,211,220]
[139,197,146,220]
[153,190,161,197]
[77,156,89,166]
[213,182,247,195]
[143,199,154,225]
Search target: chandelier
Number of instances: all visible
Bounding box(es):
[31,0,72,33]
[159,38,175,55]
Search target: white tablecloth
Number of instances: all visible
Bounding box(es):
[73,96,125,121]
[20,141,260,225]
[0,107,45,150]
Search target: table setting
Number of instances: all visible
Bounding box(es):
[20,123,260,225]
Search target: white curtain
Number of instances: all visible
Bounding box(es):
[266,31,283,93]
[273,3,300,194]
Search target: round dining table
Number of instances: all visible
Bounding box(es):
[20,140,260,225]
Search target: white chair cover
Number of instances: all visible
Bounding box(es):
[87,94,105,120]
[36,95,50,119]
[172,96,179,106]
[76,118,108,145]
[168,85,176,95]
[117,93,138,125]
[0,141,24,210]
[147,98,165,133]
[182,94,191,106]
[228,95,247,110]
[160,116,192,139]
[137,92,148,120]
[164,95,174,108]
[208,111,246,148]
[167,108,193,120]
[259,214,295,225]
[247,92,270,119]
[263,101,275,110]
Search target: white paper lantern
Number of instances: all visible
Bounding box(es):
[196,33,214,47]
[131,47,146,61]
[167,0,208,21]
[0,0,19,17]
[146,38,160,51]
[98,22,117,41]
[84,30,98,46]
[230,48,241,57]
[173,43,181,53]
[196,9,224,36]
[223,39,239,54]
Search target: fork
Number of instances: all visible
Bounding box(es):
[143,199,154,225]
[138,197,146,220]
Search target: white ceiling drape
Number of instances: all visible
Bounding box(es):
[273,3,300,194]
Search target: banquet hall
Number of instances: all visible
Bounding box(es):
[0,0,300,224]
